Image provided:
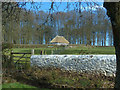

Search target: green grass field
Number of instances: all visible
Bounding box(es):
[59,46,115,55]
[12,46,115,55]
[3,46,115,65]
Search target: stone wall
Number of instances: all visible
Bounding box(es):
[31,55,116,76]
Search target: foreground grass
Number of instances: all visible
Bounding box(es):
[2,82,37,88]
[3,67,114,88]
[2,64,115,89]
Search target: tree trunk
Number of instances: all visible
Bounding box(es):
[111,24,120,88]
[115,46,120,88]
[104,31,106,46]
[93,33,95,46]
[97,32,100,46]
[104,2,120,88]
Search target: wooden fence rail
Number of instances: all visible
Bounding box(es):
[10,50,33,70]
[10,49,46,67]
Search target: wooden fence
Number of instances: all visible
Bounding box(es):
[10,49,48,70]
[10,51,32,70]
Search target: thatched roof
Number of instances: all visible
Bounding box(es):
[50,35,69,44]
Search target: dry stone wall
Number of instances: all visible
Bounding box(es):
[31,55,116,76]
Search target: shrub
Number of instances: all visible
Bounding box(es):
[2,42,13,50]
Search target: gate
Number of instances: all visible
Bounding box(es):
[11,51,32,70]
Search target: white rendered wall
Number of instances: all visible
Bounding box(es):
[31,55,116,76]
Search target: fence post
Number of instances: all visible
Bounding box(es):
[10,50,13,61]
[42,50,44,55]
[32,49,34,55]
[44,50,45,55]
[51,50,53,55]
[45,51,47,55]
[10,50,14,68]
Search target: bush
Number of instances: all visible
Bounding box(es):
[2,42,13,50]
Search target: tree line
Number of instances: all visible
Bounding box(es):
[2,2,113,46]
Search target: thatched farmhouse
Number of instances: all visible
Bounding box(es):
[50,35,69,45]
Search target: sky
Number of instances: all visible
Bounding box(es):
[21,2,104,13]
